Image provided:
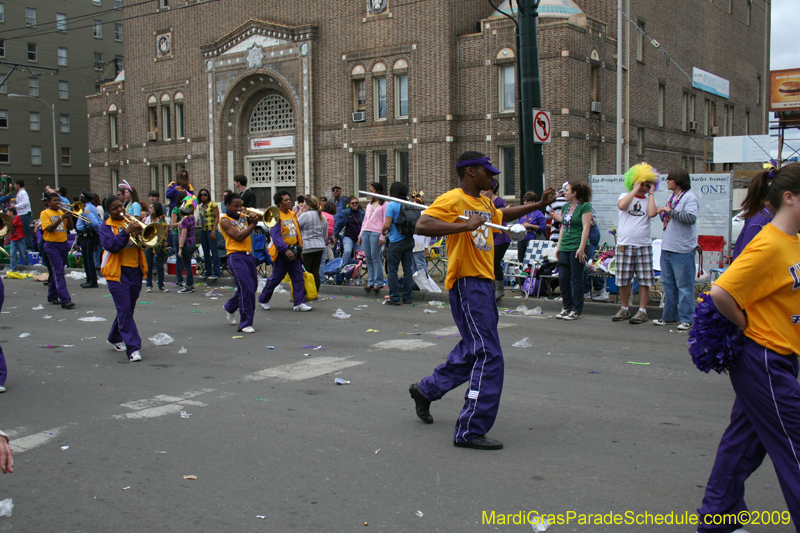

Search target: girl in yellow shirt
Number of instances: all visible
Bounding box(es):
[40,193,75,309]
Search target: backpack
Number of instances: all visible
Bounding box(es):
[395,204,420,236]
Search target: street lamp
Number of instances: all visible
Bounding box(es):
[8,94,59,188]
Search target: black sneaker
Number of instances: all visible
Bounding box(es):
[453,435,504,450]
[62,302,76,309]
[178,286,195,294]
[409,384,433,424]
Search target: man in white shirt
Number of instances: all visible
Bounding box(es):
[14,180,33,249]
[612,181,658,324]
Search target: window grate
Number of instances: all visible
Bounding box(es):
[249,95,295,134]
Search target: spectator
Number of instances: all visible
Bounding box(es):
[611,179,658,325]
[319,196,328,204]
[45,185,69,207]
[319,201,337,283]
[546,182,568,241]
[177,204,197,293]
[148,190,160,206]
[358,182,388,292]
[13,180,33,249]
[334,197,365,262]
[293,195,309,215]
[411,193,427,279]
[554,182,592,320]
[297,195,327,291]
[166,169,194,213]
[7,207,29,271]
[197,188,221,280]
[516,191,547,262]
[143,201,168,292]
[331,186,345,213]
[481,183,511,300]
[76,190,102,288]
[170,191,188,287]
[118,182,142,218]
[584,206,609,300]
[234,174,256,208]
[654,169,698,330]
[382,181,415,305]
[220,189,234,215]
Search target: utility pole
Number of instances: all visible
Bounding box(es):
[517,0,545,199]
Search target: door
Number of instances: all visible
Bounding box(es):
[247,155,297,207]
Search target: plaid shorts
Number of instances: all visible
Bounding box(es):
[615,244,655,287]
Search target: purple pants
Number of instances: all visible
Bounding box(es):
[417,277,504,443]
[107,266,143,356]
[0,278,5,387]
[259,254,305,306]
[44,241,71,306]
[698,338,800,533]
[225,252,257,330]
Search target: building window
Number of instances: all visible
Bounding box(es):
[682,93,696,131]
[249,94,295,133]
[590,65,599,102]
[94,52,104,70]
[114,24,123,41]
[0,76,5,94]
[374,152,388,189]
[150,166,159,193]
[636,20,645,62]
[162,105,171,140]
[29,111,40,131]
[176,103,185,139]
[26,8,36,27]
[60,114,69,133]
[0,40,4,58]
[56,13,66,31]
[756,75,762,105]
[58,47,67,66]
[657,84,665,127]
[499,64,515,112]
[149,105,158,136]
[160,0,169,8]
[31,146,42,166]
[705,99,716,135]
[28,78,38,96]
[93,0,101,5]
[373,77,387,120]
[637,127,645,156]
[111,168,118,190]
[723,105,734,136]
[27,43,37,62]
[590,147,598,175]
[499,146,515,197]
[59,80,68,99]
[395,75,408,118]
[395,150,409,185]
[353,79,366,112]
[745,110,750,135]
[114,55,123,75]
[0,4,4,23]
[109,114,118,146]
[0,145,8,164]
[354,152,367,193]
[61,147,71,166]
[746,0,752,25]
[114,0,122,8]
[0,109,6,128]
[93,21,102,39]
[161,165,171,193]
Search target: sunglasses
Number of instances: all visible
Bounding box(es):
[199,193,209,197]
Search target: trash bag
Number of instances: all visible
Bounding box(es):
[148,333,175,346]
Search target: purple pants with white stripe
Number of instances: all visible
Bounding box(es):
[417,277,504,443]
[225,252,257,330]
[259,255,305,307]
[697,338,800,533]
[44,241,71,306]
[107,266,143,356]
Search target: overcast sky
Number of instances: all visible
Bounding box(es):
[771,0,796,70]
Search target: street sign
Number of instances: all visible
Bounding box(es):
[532,109,552,144]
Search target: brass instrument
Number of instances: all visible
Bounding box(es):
[58,201,93,224]
[122,214,166,249]
[0,213,13,238]
[242,206,280,228]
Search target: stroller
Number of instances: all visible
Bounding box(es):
[325,250,367,286]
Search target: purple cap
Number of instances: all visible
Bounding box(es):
[456,156,501,175]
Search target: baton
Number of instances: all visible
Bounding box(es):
[358,190,527,241]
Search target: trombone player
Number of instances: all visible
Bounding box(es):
[40,193,76,309]
[219,192,260,333]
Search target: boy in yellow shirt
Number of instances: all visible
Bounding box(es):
[40,193,75,309]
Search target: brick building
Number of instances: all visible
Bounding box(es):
[86,0,769,205]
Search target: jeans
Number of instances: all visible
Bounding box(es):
[584,225,604,293]
[201,230,221,277]
[9,239,29,270]
[180,244,196,287]
[319,246,329,284]
[20,213,34,249]
[145,248,165,289]
[80,237,98,285]
[494,242,510,281]
[413,251,426,274]
[341,236,362,263]
[361,231,384,287]
[660,250,696,324]
[387,236,414,303]
[558,250,586,313]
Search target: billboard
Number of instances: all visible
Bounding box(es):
[693,67,730,99]
[769,68,800,111]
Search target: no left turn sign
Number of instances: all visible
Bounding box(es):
[533,109,552,144]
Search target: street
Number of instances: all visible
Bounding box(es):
[0,275,791,532]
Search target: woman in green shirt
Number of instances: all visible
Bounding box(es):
[555,182,593,320]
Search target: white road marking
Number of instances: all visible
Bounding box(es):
[242,357,363,382]
[11,426,67,454]
[113,389,214,419]
[120,389,215,411]
[371,339,438,351]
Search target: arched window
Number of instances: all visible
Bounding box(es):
[249,94,295,134]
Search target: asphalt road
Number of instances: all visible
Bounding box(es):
[0,275,792,532]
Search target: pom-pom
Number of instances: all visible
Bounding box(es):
[623,162,660,192]
[687,293,744,374]
[181,194,198,211]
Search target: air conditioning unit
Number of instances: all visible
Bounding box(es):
[147,131,158,141]
[352,111,366,123]
[688,120,699,132]
[710,126,720,136]
[590,101,602,113]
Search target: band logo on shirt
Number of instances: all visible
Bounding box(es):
[789,262,800,291]
[465,210,492,252]
[282,219,297,238]
[791,315,800,325]
[49,215,66,233]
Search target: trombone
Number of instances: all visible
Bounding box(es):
[122,214,166,249]
[58,201,93,225]
[0,213,13,238]
[242,206,280,228]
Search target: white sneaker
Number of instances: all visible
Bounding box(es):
[563,311,582,321]
[225,308,237,325]
[128,351,142,362]
[146,286,152,293]
[261,303,271,310]
[208,275,219,280]
[0,385,6,393]
[293,303,312,312]
[241,326,255,334]
[592,290,610,300]
[555,308,569,319]
[677,322,692,331]
[108,340,126,352]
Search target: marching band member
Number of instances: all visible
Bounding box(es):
[259,190,312,312]
[220,192,258,333]
[41,193,75,309]
[99,196,147,362]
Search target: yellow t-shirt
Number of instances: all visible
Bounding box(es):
[278,210,302,247]
[715,223,800,356]
[40,209,68,242]
[106,218,142,267]
[221,214,251,254]
[422,188,502,290]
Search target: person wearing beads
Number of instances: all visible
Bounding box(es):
[695,163,800,533]
[220,192,259,334]
[653,169,699,330]
[99,196,147,362]
[40,193,75,309]
[554,182,593,321]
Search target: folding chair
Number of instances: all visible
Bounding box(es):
[426,237,447,282]
[504,240,558,297]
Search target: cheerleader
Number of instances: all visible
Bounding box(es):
[219,192,258,333]
[99,196,147,362]
[41,193,75,309]
[696,163,800,531]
